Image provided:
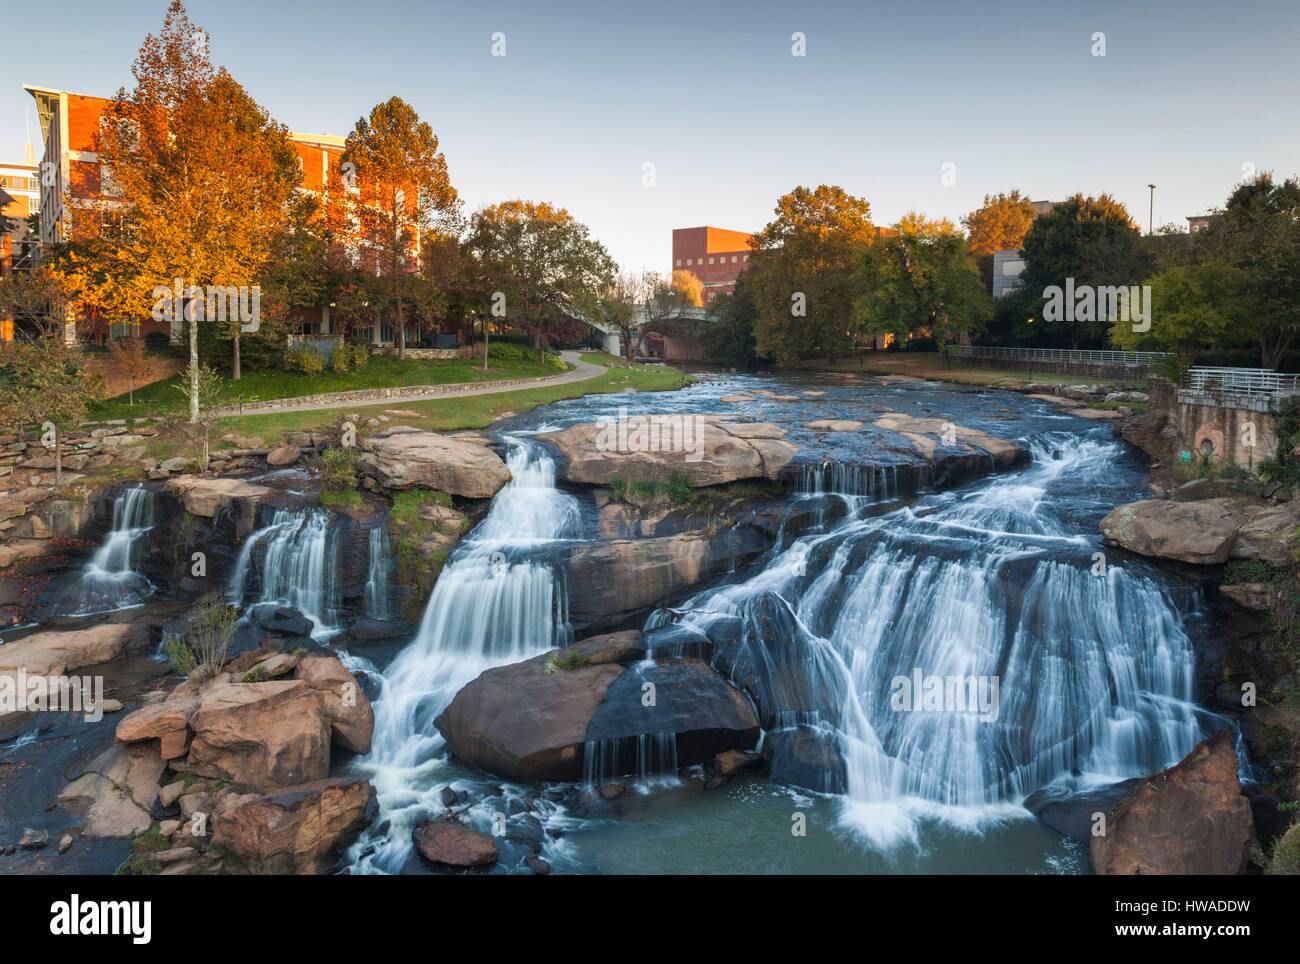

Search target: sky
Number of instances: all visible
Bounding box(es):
[5,0,1299,273]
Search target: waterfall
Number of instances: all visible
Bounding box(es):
[654,431,1215,852]
[351,437,582,874]
[228,506,338,637]
[365,526,393,620]
[56,485,155,615]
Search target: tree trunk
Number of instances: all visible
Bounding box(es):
[54,424,62,489]
[397,299,406,360]
[189,306,199,424]
[482,317,489,371]
[232,331,242,381]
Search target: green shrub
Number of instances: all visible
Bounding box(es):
[329,344,353,374]
[347,343,370,370]
[1222,560,1281,585]
[544,649,590,676]
[286,345,326,374]
[320,446,360,491]
[666,471,693,505]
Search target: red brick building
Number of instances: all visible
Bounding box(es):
[671,226,753,303]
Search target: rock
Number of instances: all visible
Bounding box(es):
[156,846,197,864]
[600,783,625,800]
[1072,408,1125,421]
[1219,582,1280,613]
[1231,501,1300,568]
[115,697,200,757]
[211,776,377,874]
[186,681,331,791]
[873,413,1021,467]
[159,819,181,837]
[714,749,764,777]
[265,445,302,467]
[0,539,54,569]
[568,630,645,666]
[295,655,375,754]
[536,420,796,487]
[524,854,551,875]
[159,457,190,473]
[245,603,315,639]
[412,819,499,870]
[358,429,511,498]
[0,622,143,680]
[1171,478,1257,502]
[159,781,186,809]
[805,419,864,432]
[165,476,277,518]
[1099,498,1249,564]
[1270,824,1300,875]
[1105,391,1149,404]
[19,828,48,849]
[58,743,166,838]
[438,650,758,784]
[763,725,846,794]
[58,833,73,854]
[1091,730,1252,875]
[98,699,123,714]
[1116,408,1168,453]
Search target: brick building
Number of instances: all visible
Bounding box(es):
[671,226,753,303]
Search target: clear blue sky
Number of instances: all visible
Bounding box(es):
[5,0,1298,273]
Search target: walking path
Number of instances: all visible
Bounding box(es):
[217,351,607,417]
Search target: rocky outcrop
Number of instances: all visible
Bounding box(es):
[412,819,499,870]
[0,621,146,678]
[1101,497,1299,566]
[165,476,278,518]
[1091,730,1253,875]
[872,413,1023,468]
[58,743,166,838]
[115,696,200,760]
[436,641,759,783]
[185,681,331,790]
[358,428,511,498]
[536,420,796,487]
[1115,408,1169,455]
[1099,498,1249,564]
[1219,581,1282,613]
[296,654,375,754]
[211,776,377,874]
[566,526,769,631]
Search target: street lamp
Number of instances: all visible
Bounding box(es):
[1147,183,1156,235]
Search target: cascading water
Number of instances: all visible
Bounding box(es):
[56,485,155,614]
[364,526,393,620]
[650,431,1219,853]
[350,437,582,874]
[228,506,338,637]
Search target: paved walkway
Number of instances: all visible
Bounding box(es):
[220,351,608,416]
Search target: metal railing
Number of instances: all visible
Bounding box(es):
[1184,367,1300,398]
[947,345,1170,367]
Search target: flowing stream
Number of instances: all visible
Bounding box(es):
[228,506,339,637]
[351,438,582,874]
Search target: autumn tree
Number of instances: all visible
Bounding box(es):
[599,271,641,359]
[342,96,457,359]
[963,190,1037,256]
[107,334,152,405]
[747,185,875,363]
[855,213,993,350]
[0,336,103,486]
[467,200,616,359]
[71,1,299,418]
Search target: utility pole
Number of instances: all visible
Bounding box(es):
[1147,183,1156,235]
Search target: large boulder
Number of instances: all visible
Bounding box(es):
[436,645,758,783]
[211,776,376,874]
[1116,408,1168,454]
[1091,730,1253,875]
[412,819,499,870]
[295,655,374,754]
[1230,501,1300,568]
[185,681,331,790]
[536,419,795,487]
[165,476,277,518]
[58,743,166,838]
[0,622,144,677]
[358,428,511,498]
[873,413,1022,468]
[115,696,200,760]
[1099,498,1249,564]
[566,527,769,631]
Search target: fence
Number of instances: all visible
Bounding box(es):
[1183,367,1300,399]
[947,346,1170,368]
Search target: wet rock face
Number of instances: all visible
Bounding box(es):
[1091,729,1253,875]
[436,638,758,784]
[358,428,511,498]
[762,726,846,795]
[412,819,499,870]
[1099,498,1249,564]
[536,420,796,487]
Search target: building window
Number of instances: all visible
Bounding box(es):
[675,259,681,266]
[731,256,737,263]
[686,258,692,266]
[708,258,714,265]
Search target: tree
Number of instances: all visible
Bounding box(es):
[599,271,641,359]
[172,362,229,471]
[342,96,458,359]
[467,200,616,359]
[0,336,103,486]
[963,190,1037,256]
[670,269,703,308]
[700,276,764,368]
[1016,193,1150,348]
[1204,173,1300,369]
[0,266,72,338]
[855,212,993,350]
[747,184,875,363]
[1109,259,1244,366]
[108,334,152,405]
[73,1,299,418]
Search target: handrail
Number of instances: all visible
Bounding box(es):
[948,345,1170,366]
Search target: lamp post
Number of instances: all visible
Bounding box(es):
[1147,183,1156,235]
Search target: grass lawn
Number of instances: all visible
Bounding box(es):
[790,351,1131,389]
[214,352,689,445]
[88,352,571,422]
